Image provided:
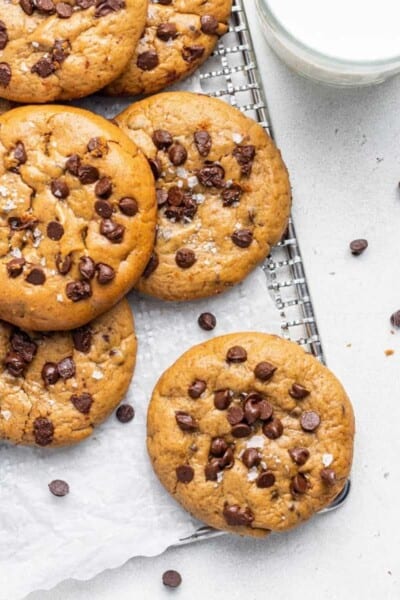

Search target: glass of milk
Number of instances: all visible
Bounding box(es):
[256,0,400,86]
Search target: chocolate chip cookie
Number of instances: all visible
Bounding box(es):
[116,92,291,301]
[0,104,156,331]
[0,99,12,115]
[147,333,355,537]
[0,298,136,447]
[0,0,147,103]
[106,0,232,96]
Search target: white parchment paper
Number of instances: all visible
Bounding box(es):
[0,268,281,600]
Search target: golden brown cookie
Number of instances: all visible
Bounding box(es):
[0,105,156,331]
[106,0,232,96]
[0,98,12,115]
[147,333,355,537]
[0,298,136,447]
[116,92,291,301]
[0,0,147,103]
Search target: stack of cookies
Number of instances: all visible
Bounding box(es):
[0,1,354,538]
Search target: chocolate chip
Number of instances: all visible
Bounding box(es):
[47,221,64,241]
[52,39,71,65]
[71,392,93,414]
[219,447,234,468]
[214,389,232,410]
[87,137,108,156]
[232,229,253,248]
[254,361,276,381]
[390,310,400,327]
[5,352,26,377]
[233,145,256,176]
[57,356,75,380]
[35,0,55,13]
[227,405,244,425]
[48,479,69,497]
[94,0,125,17]
[56,2,73,17]
[20,0,34,14]
[8,216,38,231]
[95,199,113,218]
[231,423,251,438]
[116,404,135,423]
[142,252,159,278]
[175,411,198,432]
[350,238,368,255]
[288,447,310,466]
[72,326,92,353]
[289,383,310,400]
[188,379,206,399]
[78,164,99,184]
[137,50,159,71]
[291,473,308,495]
[168,143,187,166]
[182,45,205,63]
[147,157,162,179]
[33,417,54,446]
[197,312,216,331]
[176,465,194,483]
[257,471,276,488]
[119,197,138,217]
[65,154,81,175]
[205,458,221,481]
[79,256,96,280]
[262,417,283,439]
[95,177,112,199]
[175,248,196,269]
[13,141,27,165]
[300,411,320,432]
[210,437,228,457]
[223,503,254,527]
[96,262,115,284]
[26,267,46,285]
[320,468,336,485]
[242,448,261,468]
[100,219,125,243]
[56,253,72,275]
[226,345,247,363]
[243,398,261,425]
[162,570,182,589]
[31,56,56,78]
[167,186,184,206]
[41,362,60,386]
[0,62,11,87]
[156,22,178,41]
[10,330,37,363]
[197,163,225,187]
[221,183,242,207]
[51,178,70,199]
[194,131,211,157]
[66,280,92,301]
[7,258,25,278]
[152,129,173,150]
[200,15,219,34]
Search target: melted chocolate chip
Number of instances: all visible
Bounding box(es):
[65,154,81,175]
[94,0,125,17]
[7,258,25,278]
[72,326,92,353]
[35,0,55,13]
[66,280,92,302]
[0,22,7,52]
[137,50,159,71]
[221,183,242,207]
[231,423,251,438]
[56,2,73,17]
[227,405,244,425]
[11,330,37,363]
[33,417,54,446]
[142,252,159,278]
[194,131,211,157]
[256,471,276,488]
[87,137,108,157]
[198,312,216,331]
[47,221,64,241]
[95,199,113,218]
[95,177,112,199]
[78,164,99,184]
[214,389,232,410]
[182,45,205,63]
[254,361,276,381]
[300,411,321,432]
[258,399,274,421]
[175,248,196,269]
[152,129,173,150]
[119,197,138,216]
[57,356,75,380]
[223,503,254,527]
[14,141,27,165]
[26,267,46,285]
[200,14,219,34]
[96,262,115,284]
[220,447,234,468]
[5,352,26,377]
[233,145,256,176]
[288,447,310,466]
[242,448,261,468]
[162,571,182,589]
[243,397,262,425]
[197,163,225,187]
[31,56,55,78]
[51,178,69,199]
[100,219,125,243]
[289,383,310,399]
[156,22,178,41]
[232,229,253,248]
[175,411,198,432]
[320,468,336,485]
[0,62,11,87]
[116,404,135,423]
[41,362,60,386]
[147,157,162,179]
[291,473,308,495]
[20,0,34,14]
[79,256,96,280]
[205,458,221,481]
[226,346,247,363]
[56,253,72,275]
[168,143,188,166]
[176,465,194,483]
[188,379,206,399]
[210,437,228,457]
[48,479,69,496]
[262,417,283,439]
[71,392,93,414]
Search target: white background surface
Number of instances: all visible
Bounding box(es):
[26,3,400,599]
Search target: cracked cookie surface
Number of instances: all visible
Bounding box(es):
[106,0,232,96]
[116,92,291,301]
[0,104,157,331]
[0,0,147,103]
[0,298,136,447]
[147,332,355,537]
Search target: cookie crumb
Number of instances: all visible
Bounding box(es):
[384,349,394,356]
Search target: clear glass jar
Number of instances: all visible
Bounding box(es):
[256,0,400,87]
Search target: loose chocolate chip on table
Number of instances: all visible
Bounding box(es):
[233,145,256,176]
[48,479,70,497]
[56,253,72,275]
[210,437,228,457]
[221,183,242,207]
[51,178,69,199]
[390,311,400,327]
[182,45,205,63]
[232,228,253,248]
[256,471,276,488]
[116,404,135,423]
[262,417,283,439]
[78,164,99,185]
[47,221,64,241]
[0,62,11,87]
[71,393,93,414]
[95,199,113,218]
[320,468,336,485]
[96,262,115,284]
[291,473,308,495]
[65,154,81,175]
[197,312,216,331]
[137,50,159,71]
[300,410,321,432]
[176,465,194,483]
[79,256,96,280]
[194,130,211,157]
[231,423,251,438]
[152,129,173,149]
[72,326,92,353]
[5,352,26,377]
[57,356,75,380]
[95,177,112,199]
[33,417,54,446]
[175,248,196,269]
[148,157,162,179]
[242,448,261,468]
[100,219,125,243]
[227,405,244,425]
[188,379,206,399]
[350,238,368,255]
[41,362,60,386]
[205,458,221,481]
[254,361,277,381]
[31,56,56,78]
[226,345,247,363]
[162,570,182,589]
[289,383,310,400]
[223,503,254,527]
[214,389,232,410]
[288,447,310,466]
[200,15,219,35]
[20,0,34,14]
[197,163,225,187]
[26,267,46,285]
[175,411,198,432]
[7,258,25,278]
[0,21,9,51]
[168,143,187,166]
